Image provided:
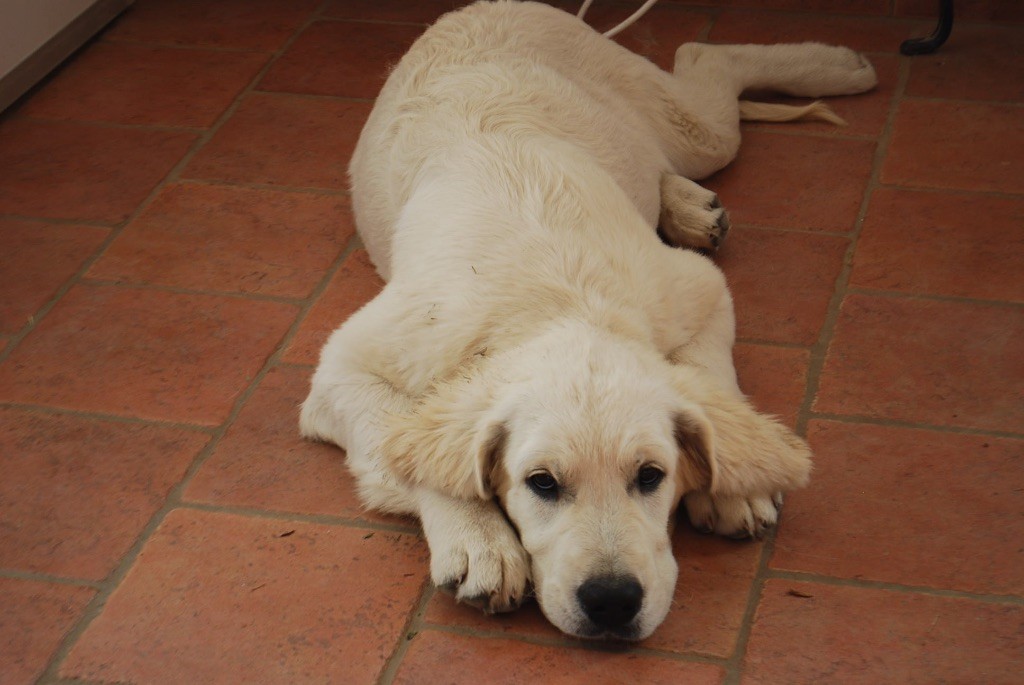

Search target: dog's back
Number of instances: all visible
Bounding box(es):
[350,1,683,281]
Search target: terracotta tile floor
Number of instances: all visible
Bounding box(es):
[1,1,1021,683]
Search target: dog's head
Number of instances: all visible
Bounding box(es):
[386,325,809,640]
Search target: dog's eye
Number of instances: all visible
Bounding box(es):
[527,471,559,500]
[637,465,665,493]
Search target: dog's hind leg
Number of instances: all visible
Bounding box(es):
[654,42,876,180]
[674,42,877,101]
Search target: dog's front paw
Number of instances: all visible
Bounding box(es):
[429,510,531,614]
[684,491,783,540]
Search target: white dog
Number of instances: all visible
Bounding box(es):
[301,0,875,640]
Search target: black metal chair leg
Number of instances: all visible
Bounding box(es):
[900,0,954,55]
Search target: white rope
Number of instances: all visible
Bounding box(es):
[579,0,661,38]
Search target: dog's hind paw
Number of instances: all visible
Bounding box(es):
[658,174,730,253]
[683,491,782,540]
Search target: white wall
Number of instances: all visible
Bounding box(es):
[0,0,97,80]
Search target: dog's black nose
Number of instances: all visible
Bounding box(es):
[576,575,643,630]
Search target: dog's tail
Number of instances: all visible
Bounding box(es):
[739,100,848,126]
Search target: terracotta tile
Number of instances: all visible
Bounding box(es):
[894,0,1024,22]
[0,578,95,685]
[717,227,848,345]
[743,580,1024,684]
[814,294,1024,432]
[645,527,763,657]
[0,409,205,580]
[185,366,409,527]
[733,343,810,429]
[259,20,424,99]
[283,249,384,364]
[88,184,354,298]
[424,593,562,640]
[851,188,1024,303]
[906,25,1024,102]
[427,526,761,657]
[394,631,725,685]
[883,100,1024,194]
[183,93,370,190]
[583,2,710,71]
[19,43,267,127]
[677,0,889,15]
[0,120,195,223]
[704,131,875,232]
[0,285,297,425]
[710,10,915,53]
[322,0,467,23]
[62,509,428,684]
[0,219,108,334]
[773,421,1024,595]
[106,0,320,51]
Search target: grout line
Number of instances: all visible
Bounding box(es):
[733,338,811,350]
[766,569,1024,606]
[177,501,420,535]
[0,214,118,228]
[8,113,207,133]
[719,536,773,685]
[695,4,719,42]
[681,3,909,22]
[664,1,1023,29]
[11,3,1018,683]
[725,222,852,237]
[417,620,732,664]
[76,278,307,305]
[315,16,431,28]
[32,3,348,682]
[274,360,317,369]
[737,125,880,142]
[0,568,102,590]
[376,584,437,685]
[874,183,1024,200]
[173,176,352,196]
[845,286,1024,309]
[99,36,272,54]
[33,228,360,683]
[0,223,123,366]
[793,52,910,439]
[415,617,732,666]
[257,231,364,367]
[154,13,329,190]
[722,44,914,685]
[0,402,216,433]
[901,94,1024,108]
[247,88,375,104]
[806,412,1024,440]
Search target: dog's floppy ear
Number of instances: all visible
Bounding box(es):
[382,379,507,500]
[673,402,717,493]
[671,367,812,496]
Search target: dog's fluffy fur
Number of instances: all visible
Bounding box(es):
[301,0,876,640]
